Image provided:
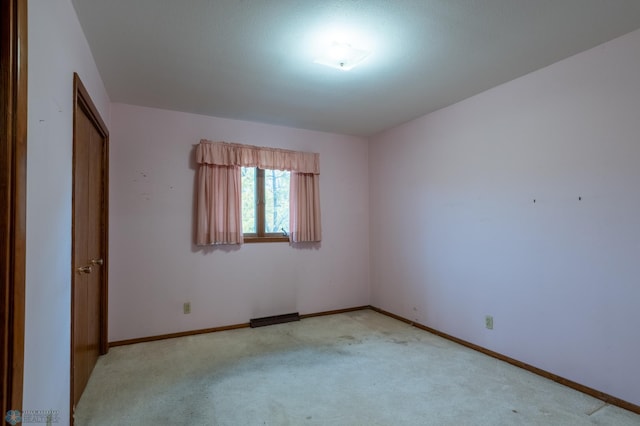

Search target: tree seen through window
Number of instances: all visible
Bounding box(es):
[241,167,290,237]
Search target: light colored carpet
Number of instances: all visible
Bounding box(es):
[74,310,640,425]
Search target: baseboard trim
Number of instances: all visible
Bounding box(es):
[109,322,250,347]
[299,305,370,319]
[369,305,640,415]
[108,305,370,348]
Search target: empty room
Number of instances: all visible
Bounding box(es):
[3,0,640,425]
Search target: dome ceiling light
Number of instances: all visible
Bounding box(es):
[314,41,370,71]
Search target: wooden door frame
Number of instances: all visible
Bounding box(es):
[1,0,27,417]
[71,73,109,415]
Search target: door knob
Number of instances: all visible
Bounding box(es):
[91,258,104,266]
[77,265,93,274]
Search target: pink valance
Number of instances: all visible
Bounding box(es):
[197,140,320,174]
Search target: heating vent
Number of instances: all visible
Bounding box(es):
[250,312,300,328]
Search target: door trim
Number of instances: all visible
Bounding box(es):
[70,73,109,415]
[1,0,27,417]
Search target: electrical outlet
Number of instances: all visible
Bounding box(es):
[485,315,493,330]
[183,302,191,314]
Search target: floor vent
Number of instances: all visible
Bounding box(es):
[250,312,300,328]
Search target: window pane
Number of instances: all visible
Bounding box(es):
[241,167,256,233]
[265,169,290,233]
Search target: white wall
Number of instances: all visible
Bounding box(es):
[25,0,110,423]
[370,28,640,405]
[109,103,369,342]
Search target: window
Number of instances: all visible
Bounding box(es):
[195,140,321,245]
[241,167,290,242]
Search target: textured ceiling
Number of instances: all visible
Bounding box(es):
[71,0,640,136]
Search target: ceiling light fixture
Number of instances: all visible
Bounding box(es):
[314,42,370,71]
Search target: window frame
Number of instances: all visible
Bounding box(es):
[243,167,290,243]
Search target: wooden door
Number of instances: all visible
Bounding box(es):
[1,0,27,416]
[71,73,109,413]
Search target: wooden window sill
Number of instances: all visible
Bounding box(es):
[244,236,290,243]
